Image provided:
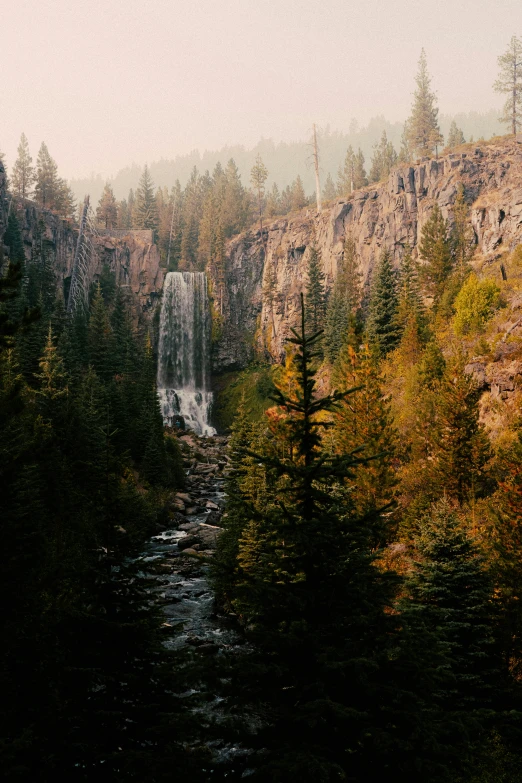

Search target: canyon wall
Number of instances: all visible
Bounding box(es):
[212,139,522,371]
[4,192,164,318]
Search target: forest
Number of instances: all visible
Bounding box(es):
[2,35,522,782]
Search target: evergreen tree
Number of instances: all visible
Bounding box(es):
[494,35,522,134]
[290,175,307,211]
[446,121,466,149]
[322,172,336,201]
[405,50,443,157]
[134,165,158,232]
[333,342,398,545]
[369,130,398,182]
[34,142,59,209]
[250,154,268,246]
[419,203,453,303]
[11,132,35,199]
[353,147,368,188]
[266,182,281,217]
[451,184,475,279]
[4,212,25,264]
[96,183,118,229]
[336,145,355,196]
[403,498,500,713]
[88,284,113,382]
[324,233,361,363]
[304,238,326,335]
[429,354,492,505]
[366,247,401,356]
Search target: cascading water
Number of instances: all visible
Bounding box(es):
[157,271,216,436]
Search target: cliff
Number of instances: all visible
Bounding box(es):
[212,137,522,371]
[5,197,164,318]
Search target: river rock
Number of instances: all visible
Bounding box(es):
[178,535,201,550]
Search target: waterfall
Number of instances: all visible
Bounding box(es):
[157,272,216,436]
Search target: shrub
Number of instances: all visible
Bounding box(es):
[453,274,501,335]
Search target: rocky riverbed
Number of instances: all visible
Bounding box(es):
[134,433,258,778]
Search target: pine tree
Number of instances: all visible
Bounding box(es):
[337,145,355,196]
[266,182,281,217]
[96,183,118,229]
[333,342,398,545]
[353,147,368,188]
[446,121,466,149]
[405,50,443,157]
[429,354,492,505]
[451,184,475,279]
[397,245,427,338]
[324,233,361,363]
[290,175,307,211]
[134,165,158,232]
[304,238,326,335]
[221,158,249,236]
[88,284,113,382]
[494,36,522,134]
[419,203,453,303]
[403,498,500,712]
[250,154,268,247]
[366,248,401,356]
[11,132,35,199]
[322,172,336,201]
[369,130,398,183]
[34,142,59,209]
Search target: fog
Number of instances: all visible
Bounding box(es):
[1,0,521,179]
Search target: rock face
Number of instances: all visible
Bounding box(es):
[0,161,8,245]
[9,200,164,317]
[211,140,522,371]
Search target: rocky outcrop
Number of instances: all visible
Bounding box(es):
[8,199,164,318]
[211,139,522,371]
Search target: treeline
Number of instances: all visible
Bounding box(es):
[94,162,313,269]
[0,211,194,780]
[212,190,522,780]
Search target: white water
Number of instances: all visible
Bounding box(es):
[157,272,216,436]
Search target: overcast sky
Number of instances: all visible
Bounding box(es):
[1,0,521,179]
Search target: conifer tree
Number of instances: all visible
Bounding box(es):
[290,175,307,211]
[96,183,118,229]
[405,50,443,157]
[134,165,158,232]
[446,121,466,149]
[88,284,113,382]
[11,132,34,199]
[266,182,281,217]
[366,247,401,356]
[451,184,475,279]
[369,130,398,182]
[419,203,453,303]
[403,498,500,712]
[494,35,522,134]
[353,147,368,188]
[429,354,492,505]
[324,233,361,363]
[304,238,326,335]
[34,142,59,209]
[322,172,336,201]
[250,154,268,247]
[337,144,355,196]
[333,342,398,545]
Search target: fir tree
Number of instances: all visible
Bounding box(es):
[494,35,522,134]
[134,165,158,232]
[322,172,336,201]
[96,183,118,229]
[419,203,453,303]
[11,132,35,199]
[405,50,443,157]
[304,238,326,336]
[353,147,368,188]
[446,121,466,149]
[369,130,398,183]
[337,145,355,196]
[34,142,59,209]
[324,233,361,363]
[290,175,307,211]
[451,184,475,279]
[366,247,401,356]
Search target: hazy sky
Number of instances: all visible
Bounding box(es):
[1,0,521,179]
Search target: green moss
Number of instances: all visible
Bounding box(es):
[211,363,276,432]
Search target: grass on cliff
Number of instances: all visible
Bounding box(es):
[211,363,276,432]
